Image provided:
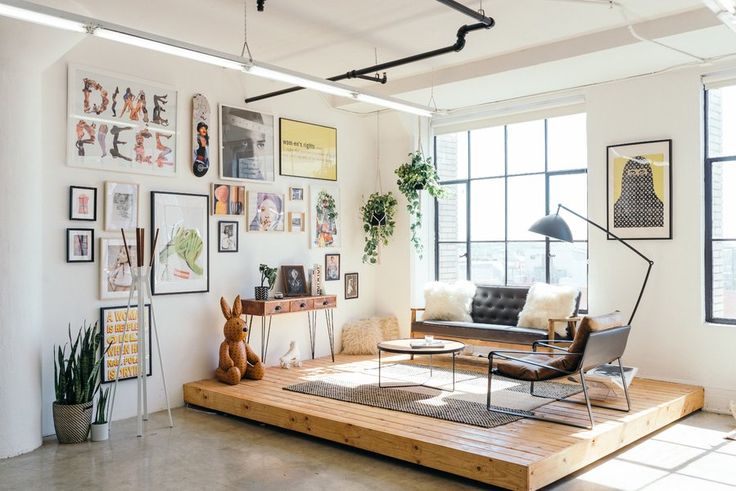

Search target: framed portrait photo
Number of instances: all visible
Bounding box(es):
[69,186,97,221]
[151,191,209,295]
[279,118,337,181]
[344,272,359,300]
[325,254,340,281]
[607,139,672,240]
[99,238,137,299]
[104,181,139,231]
[281,265,307,297]
[247,191,285,232]
[218,221,239,253]
[289,187,304,201]
[219,104,275,183]
[211,183,246,216]
[67,228,94,263]
[100,305,152,383]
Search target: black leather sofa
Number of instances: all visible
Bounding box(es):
[411,285,581,346]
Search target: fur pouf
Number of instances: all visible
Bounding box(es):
[341,315,400,355]
[517,283,578,335]
[422,281,476,322]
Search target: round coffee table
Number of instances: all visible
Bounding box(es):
[376,338,465,391]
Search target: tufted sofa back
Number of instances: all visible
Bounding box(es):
[471,285,530,326]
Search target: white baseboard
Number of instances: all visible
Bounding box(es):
[703,387,736,415]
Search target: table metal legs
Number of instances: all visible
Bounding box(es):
[246,314,272,361]
[378,351,457,392]
[307,309,335,362]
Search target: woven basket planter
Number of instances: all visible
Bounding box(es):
[53,401,92,444]
[254,286,269,301]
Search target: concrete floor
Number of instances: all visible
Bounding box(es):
[1,408,734,490]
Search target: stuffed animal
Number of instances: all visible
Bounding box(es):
[279,340,302,369]
[215,295,265,384]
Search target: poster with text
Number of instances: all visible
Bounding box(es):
[100,305,152,383]
[67,64,177,176]
[280,118,337,181]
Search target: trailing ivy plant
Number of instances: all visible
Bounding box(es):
[395,151,446,257]
[360,192,397,264]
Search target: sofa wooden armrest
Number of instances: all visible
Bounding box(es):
[547,316,581,341]
[410,307,425,324]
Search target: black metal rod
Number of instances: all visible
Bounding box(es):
[556,204,654,326]
[245,20,493,104]
[434,0,494,25]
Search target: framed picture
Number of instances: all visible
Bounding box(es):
[100,238,137,299]
[100,305,152,383]
[218,221,239,253]
[247,191,285,232]
[311,185,340,248]
[279,118,337,181]
[67,64,177,176]
[607,139,672,240]
[69,186,97,221]
[151,191,209,295]
[211,183,246,216]
[281,265,307,296]
[325,253,340,281]
[219,104,275,182]
[289,187,305,201]
[67,228,94,263]
[288,212,305,232]
[104,181,139,231]
[344,272,359,299]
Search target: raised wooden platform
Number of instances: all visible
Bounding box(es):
[183,354,704,491]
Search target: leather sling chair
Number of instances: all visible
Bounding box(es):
[486,312,632,430]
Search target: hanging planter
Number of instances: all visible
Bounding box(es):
[361,192,397,264]
[395,151,446,257]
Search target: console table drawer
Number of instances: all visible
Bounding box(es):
[264,301,290,315]
[290,299,313,312]
[313,296,337,309]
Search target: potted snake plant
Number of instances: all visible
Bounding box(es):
[256,264,277,300]
[91,386,110,442]
[53,322,109,444]
[395,151,446,257]
[360,192,397,264]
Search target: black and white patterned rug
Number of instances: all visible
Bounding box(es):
[284,362,582,429]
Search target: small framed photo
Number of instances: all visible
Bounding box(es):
[281,265,307,296]
[100,238,136,299]
[344,272,359,299]
[247,191,285,232]
[325,253,340,281]
[289,187,304,201]
[104,181,139,231]
[288,212,305,232]
[218,221,239,253]
[211,183,246,216]
[67,228,94,263]
[69,186,97,221]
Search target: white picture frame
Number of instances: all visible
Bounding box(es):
[99,238,137,300]
[104,181,140,231]
[310,185,340,248]
[219,104,276,183]
[247,191,285,232]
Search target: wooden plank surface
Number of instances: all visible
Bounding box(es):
[183,353,703,491]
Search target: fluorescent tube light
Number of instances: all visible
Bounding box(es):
[245,63,358,98]
[93,28,246,71]
[0,2,86,32]
[354,93,435,117]
[714,0,736,14]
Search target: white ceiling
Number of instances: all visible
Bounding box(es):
[25,0,736,110]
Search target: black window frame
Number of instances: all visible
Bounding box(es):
[704,87,736,325]
[433,117,589,298]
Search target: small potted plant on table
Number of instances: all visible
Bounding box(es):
[256,264,277,300]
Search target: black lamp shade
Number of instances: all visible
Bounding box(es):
[529,214,573,242]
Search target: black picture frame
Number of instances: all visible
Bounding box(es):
[325,253,340,281]
[99,305,152,383]
[606,139,672,240]
[279,118,337,181]
[151,191,210,295]
[69,185,97,221]
[218,221,239,253]
[281,265,307,296]
[66,228,94,263]
[344,272,359,299]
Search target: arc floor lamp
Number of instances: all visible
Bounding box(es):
[529,204,654,326]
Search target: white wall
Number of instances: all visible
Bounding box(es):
[0,15,380,437]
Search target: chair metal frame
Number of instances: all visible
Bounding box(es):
[486,336,631,430]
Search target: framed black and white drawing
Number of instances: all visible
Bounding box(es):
[606,139,672,240]
[104,181,139,231]
[218,221,239,253]
[344,272,359,299]
[219,105,275,183]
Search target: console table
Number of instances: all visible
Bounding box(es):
[241,295,337,362]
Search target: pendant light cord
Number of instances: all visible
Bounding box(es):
[240,0,254,62]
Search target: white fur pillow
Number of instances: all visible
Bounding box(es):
[423,281,476,322]
[517,283,578,335]
[377,315,400,341]
[341,319,382,355]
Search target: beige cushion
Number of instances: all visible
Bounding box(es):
[377,315,400,341]
[423,281,476,322]
[517,283,578,334]
[341,319,382,355]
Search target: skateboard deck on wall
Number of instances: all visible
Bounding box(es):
[192,93,211,177]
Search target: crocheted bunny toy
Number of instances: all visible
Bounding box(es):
[215,295,265,384]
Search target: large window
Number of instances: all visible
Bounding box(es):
[434,113,588,308]
[706,85,736,323]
